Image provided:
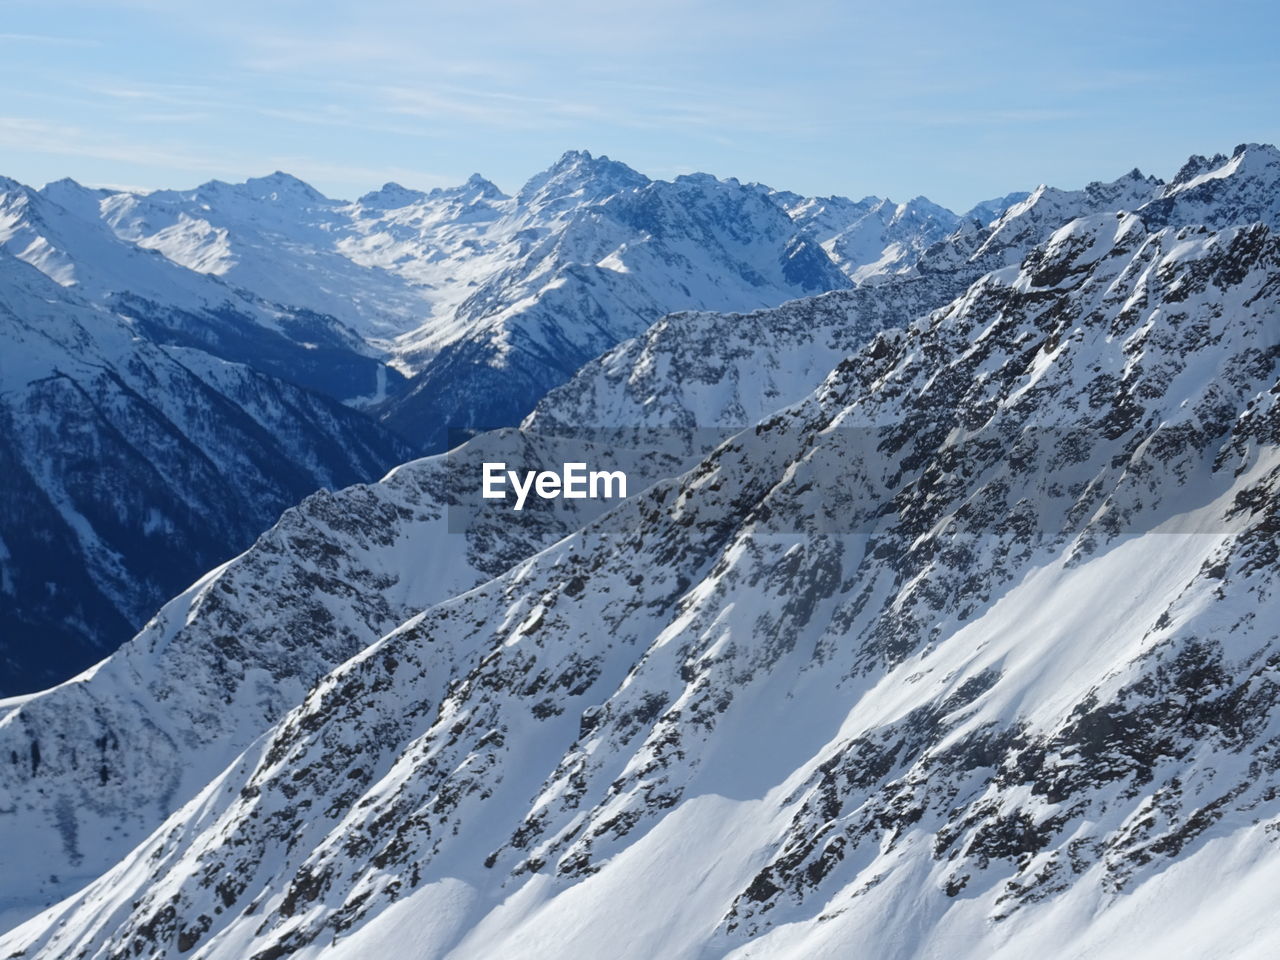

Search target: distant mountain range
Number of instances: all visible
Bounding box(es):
[54,150,1018,448]
[1,144,1275,959]
[0,217,413,696]
[0,152,1025,696]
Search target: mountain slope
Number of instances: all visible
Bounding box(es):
[64,151,973,450]
[374,155,857,448]
[98,172,457,346]
[0,249,412,697]
[3,149,1276,959]
[0,152,979,698]
[776,190,964,282]
[0,422,691,924]
[5,177,400,406]
[530,145,1278,434]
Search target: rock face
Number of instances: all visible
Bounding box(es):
[0,245,413,698]
[46,150,1000,451]
[0,150,1018,693]
[0,426,689,923]
[369,153,938,450]
[0,144,1276,959]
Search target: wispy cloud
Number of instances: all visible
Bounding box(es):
[373,84,604,130]
[0,115,230,174]
[130,111,211,125]
[93,81,227,108]
[0,32,99,47]
[909,108,1087,128]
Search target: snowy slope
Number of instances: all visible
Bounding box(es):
[0,248,412,697]
[2,146,1276,959]
[55,150,976,449]
[373,154,858,449]
[0,151,977,697]
[776,190,964,283]
[0,423,690,925]
[5,177,398,405]
[99,172,450,343]
[524,274,961,434]
[531,145,1279,434]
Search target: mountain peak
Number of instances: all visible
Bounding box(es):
[357,181,428,209]
[242,171,330,203]
[1231,141,1280,164]
[894,195,954,218]
[1166,142,1279,190]
[1141,141,1280,229]
[551,149,646,182]
[549,148,595,170]
[455,172,506,201]
[0,173,30,195]
[359,174,506,210]
[1080,168,1164,210]
[673,171,741,189]
[39,177,110,209]
[464,172,503,194]
[42,176,94,192]
[961,191,1031,226]
[517,149,649,208]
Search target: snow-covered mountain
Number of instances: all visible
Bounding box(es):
[774,190,968,283]
[1,143,1276,959]
[524,162,1175,434]
[59,150,1007,450]
[530,146,1279,438]
[4,177,400,405]
[0,241,413,697]
[373,155,856,449]
[0,151,1003,699]
[0,424,690,924]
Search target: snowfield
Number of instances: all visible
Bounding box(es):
[0,144,1277,959]
[0,149,1021,692]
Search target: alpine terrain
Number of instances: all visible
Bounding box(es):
[0,143,1277,960]
[0,152,1012,696]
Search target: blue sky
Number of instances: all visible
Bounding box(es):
[1,0,1275,210]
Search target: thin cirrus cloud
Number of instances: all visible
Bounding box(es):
[0,115,223,171]
[374,86,601,130]
[0,0,1275,208]
[0,32,100,47]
